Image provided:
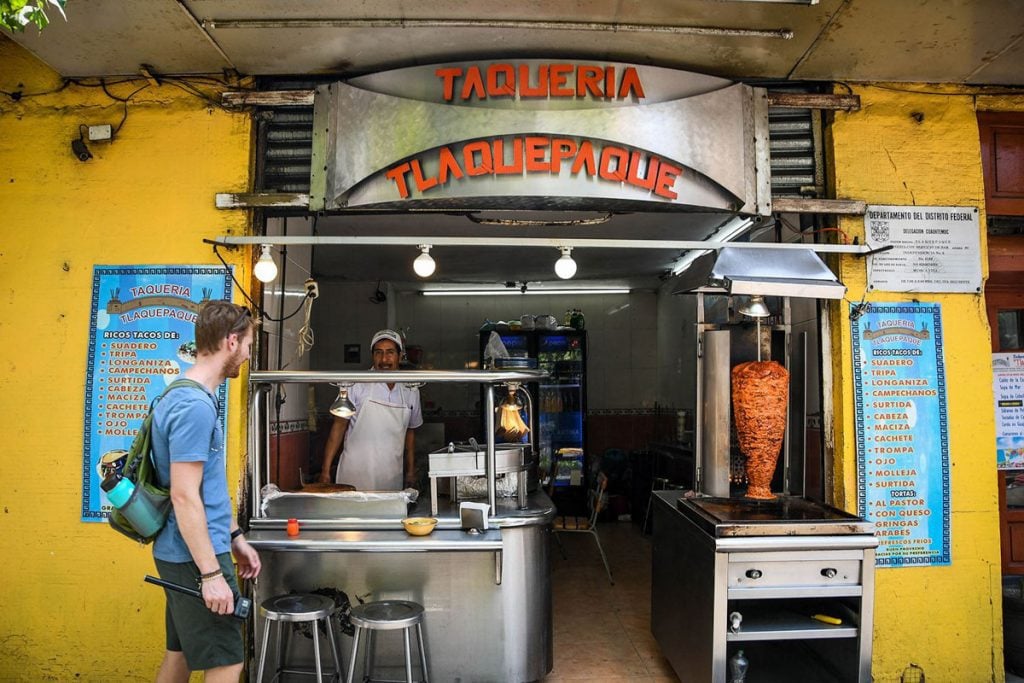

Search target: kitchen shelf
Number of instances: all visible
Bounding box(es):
[726,609,859,642]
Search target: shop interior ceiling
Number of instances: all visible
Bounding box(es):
[8,0,1023,288]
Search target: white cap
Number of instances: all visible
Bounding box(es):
[371,329,403,352]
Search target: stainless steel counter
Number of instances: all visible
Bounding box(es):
[246,492,555,682]
[652,491,877,683]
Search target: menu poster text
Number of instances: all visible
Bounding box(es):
[81,266,231,522]
[852,303,951,567]
[994,352,1024,469]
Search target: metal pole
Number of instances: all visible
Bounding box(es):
[485,385,496,515]
[250,383,271,518]
[249,369,547,384]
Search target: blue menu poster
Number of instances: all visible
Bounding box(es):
[81,266,231,521]
[851,303,951,567]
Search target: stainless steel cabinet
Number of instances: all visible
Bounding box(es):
[652,492,877,682]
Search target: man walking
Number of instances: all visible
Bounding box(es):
[152,300,261,682]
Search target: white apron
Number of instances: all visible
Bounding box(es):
[335,392,408,490]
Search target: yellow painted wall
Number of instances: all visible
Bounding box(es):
[0,36,254,679]
[828,84,1024,682]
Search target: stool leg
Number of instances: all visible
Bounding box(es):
[312,620,324,683]
[365,629,375,682]
[324,616,343,681]
[277,619,289,681]
[256,618,273,683]
[403,627,413,683]
[345,626,361,683]
[415,623,429,683]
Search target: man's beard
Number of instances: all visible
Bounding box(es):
[223,348,247,378]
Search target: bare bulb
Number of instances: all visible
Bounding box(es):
[554,247,577,280]
[253,245,278,283]
[413,245,436,277]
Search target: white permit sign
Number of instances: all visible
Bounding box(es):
[866,205,981,293]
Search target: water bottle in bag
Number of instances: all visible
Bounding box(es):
[102,473,166,538]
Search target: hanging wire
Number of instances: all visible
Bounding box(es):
[211,243,311,323]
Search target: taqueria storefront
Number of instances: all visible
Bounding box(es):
[1,45,1006,682]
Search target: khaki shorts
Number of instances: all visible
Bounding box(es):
[155,553,243,671]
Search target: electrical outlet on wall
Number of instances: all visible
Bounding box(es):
[88,125,113,141]
[304,278,319,299]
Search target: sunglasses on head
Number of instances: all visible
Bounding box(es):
[229,306,252,334]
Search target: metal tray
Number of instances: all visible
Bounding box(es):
[429,443,526,477]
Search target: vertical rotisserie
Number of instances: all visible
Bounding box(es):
[731,360,789,499]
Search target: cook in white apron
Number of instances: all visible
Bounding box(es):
[335,392,410,490]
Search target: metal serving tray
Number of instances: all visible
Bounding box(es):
[429,443,526,477]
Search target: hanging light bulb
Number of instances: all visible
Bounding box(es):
[413,244,436,278]
[329,384,356,418]
[253,244,278,283]
[554,246,577,280]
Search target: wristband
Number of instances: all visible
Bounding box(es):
[230,528,244,540]
[200,568,223,581]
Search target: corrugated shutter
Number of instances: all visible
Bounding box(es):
[768,107,822,198]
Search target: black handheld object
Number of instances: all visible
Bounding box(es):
[144,575,252,620]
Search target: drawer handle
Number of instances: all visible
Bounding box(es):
[821,567,838,579]
[745,569,762,580]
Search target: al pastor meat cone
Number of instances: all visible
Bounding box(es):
[731,360,789,499]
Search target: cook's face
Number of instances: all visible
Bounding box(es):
[372,339,400,371]
[224,328,253,378]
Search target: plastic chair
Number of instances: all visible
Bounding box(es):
[551,471,614,585]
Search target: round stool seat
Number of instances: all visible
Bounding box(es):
[261,593,336,622]
[349,600,424,630]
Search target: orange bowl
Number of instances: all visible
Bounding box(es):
[402,517,438,536]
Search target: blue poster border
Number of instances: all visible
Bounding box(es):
[81,266,232,520]
[852,302,951,567]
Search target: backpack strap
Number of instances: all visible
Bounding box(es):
[123,378,211,482]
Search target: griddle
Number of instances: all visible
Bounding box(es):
[677,494,874,537]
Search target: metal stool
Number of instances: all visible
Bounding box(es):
[256,593,344,683]
[345,600,429,683]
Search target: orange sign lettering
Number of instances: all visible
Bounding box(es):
[384,135,681,201]
[434,63,646,102]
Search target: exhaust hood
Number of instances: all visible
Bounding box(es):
[671,246,846,299]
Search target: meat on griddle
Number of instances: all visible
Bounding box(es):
[731,360,789,499]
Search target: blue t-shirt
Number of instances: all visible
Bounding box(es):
[151,383,231,563]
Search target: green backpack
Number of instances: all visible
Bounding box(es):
[106,378,207,543]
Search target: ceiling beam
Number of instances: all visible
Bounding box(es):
[206,234,874,254]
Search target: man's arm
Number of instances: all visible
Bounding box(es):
[318,417,350,483]
[404,428,416,488]
[170,461,234,615]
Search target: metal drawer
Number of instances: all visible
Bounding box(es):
[727,551,862,589]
